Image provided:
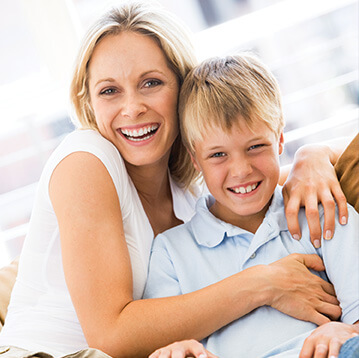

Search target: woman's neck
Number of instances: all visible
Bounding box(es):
[125,158,170,203]
[125,158,183,236]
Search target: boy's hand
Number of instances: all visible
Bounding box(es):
[282,144,348,247]
[148,339,218,358]
[299,321,359,358]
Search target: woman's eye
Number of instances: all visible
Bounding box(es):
[210,152,226,158]
[144,79,162,88]
[100,88,117,95]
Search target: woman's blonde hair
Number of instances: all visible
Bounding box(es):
[70,1,198,187]
[179,53,285,156]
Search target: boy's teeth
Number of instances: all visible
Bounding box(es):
[233,183,258,194]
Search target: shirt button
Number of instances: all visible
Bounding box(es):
[250,253,256,259]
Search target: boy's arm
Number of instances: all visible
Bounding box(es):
[320,205,359,325]
[298,204,359,357]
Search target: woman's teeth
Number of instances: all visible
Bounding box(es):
[121,124,159,141]
[232,183,258,194]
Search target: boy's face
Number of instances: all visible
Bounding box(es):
[191,116,284,230]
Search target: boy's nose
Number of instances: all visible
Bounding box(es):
[230,157,253,178]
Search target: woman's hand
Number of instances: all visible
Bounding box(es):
[149,340,218,358]
[299,322,359,358]
[282,144,348,247]
[266,254,341,326]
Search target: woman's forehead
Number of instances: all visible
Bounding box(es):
[88,32,173,82]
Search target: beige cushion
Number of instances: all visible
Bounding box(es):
[0,257,19,329]
[335,133,359,213]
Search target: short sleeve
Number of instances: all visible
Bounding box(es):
[143,234,183,299]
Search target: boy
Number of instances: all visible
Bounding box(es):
[143,54,359,358]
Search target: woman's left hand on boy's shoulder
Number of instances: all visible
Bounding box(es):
[299,321,359,358]
[282,143,348,247]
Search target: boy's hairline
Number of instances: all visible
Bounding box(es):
[185,113,284,156]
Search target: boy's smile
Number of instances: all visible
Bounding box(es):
[191,117,284,233]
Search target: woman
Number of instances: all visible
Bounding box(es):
[0,2,349,358]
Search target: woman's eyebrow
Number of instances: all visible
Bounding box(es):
[94,77,116,87]
[93,70,167,88]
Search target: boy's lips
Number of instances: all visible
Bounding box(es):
[118,123,159,142]
[228,181,260,194]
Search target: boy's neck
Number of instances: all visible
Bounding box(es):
[209,198,272,234]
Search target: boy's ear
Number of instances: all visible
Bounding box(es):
[188,150,201,172]
[278,132,284,155]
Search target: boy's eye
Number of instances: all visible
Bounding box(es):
[99,88,117,95]
[210,152,226,158]
[144,79,162,88]
[249,144,264,151]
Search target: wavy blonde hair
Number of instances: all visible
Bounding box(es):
[179,53,285,156]
[70,1,198,187]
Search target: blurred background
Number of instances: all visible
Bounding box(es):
[0,0,358,267]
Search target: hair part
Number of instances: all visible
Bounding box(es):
[179,53,285,158]
[70,1,198,188]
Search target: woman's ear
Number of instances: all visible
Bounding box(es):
[188,150,201,172]
[278,132,284,155]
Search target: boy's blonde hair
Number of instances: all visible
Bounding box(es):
[179,53,285,156]
[69,1,198,188]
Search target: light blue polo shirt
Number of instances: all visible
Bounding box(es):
[143,186,359,358]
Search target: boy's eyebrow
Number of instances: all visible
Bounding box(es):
[247,135,267,142]
[204,136,266,150]
[202,144,224,151]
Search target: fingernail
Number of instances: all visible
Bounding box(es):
[329,356,337,358]
[293,234,300,241]
[199,354,208,358]
[341,216,347,225]
[314,240,321,248]
[324,230,332,240]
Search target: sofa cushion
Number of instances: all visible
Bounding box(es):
[335,134,359,213]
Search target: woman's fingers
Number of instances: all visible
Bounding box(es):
[304,191,322,247]
[283,191,302,240]
[282,142,349,247]
[318,179,347,243]
[268,254,342,326]
[320,190,336,241]
[316,301,342,322]
[331,184,348,226]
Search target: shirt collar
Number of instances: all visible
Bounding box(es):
[191,186,289,248]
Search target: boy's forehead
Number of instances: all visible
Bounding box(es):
[192,118,278,149]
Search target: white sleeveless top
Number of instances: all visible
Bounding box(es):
[0,130,200,357]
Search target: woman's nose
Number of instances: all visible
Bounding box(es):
[120,92,147,119]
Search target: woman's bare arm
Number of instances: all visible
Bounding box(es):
[50,152,340,358]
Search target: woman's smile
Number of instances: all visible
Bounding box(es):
[88,31,180,167]
[118,123,160,143]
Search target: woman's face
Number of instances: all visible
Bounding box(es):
[88,31,180,168]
